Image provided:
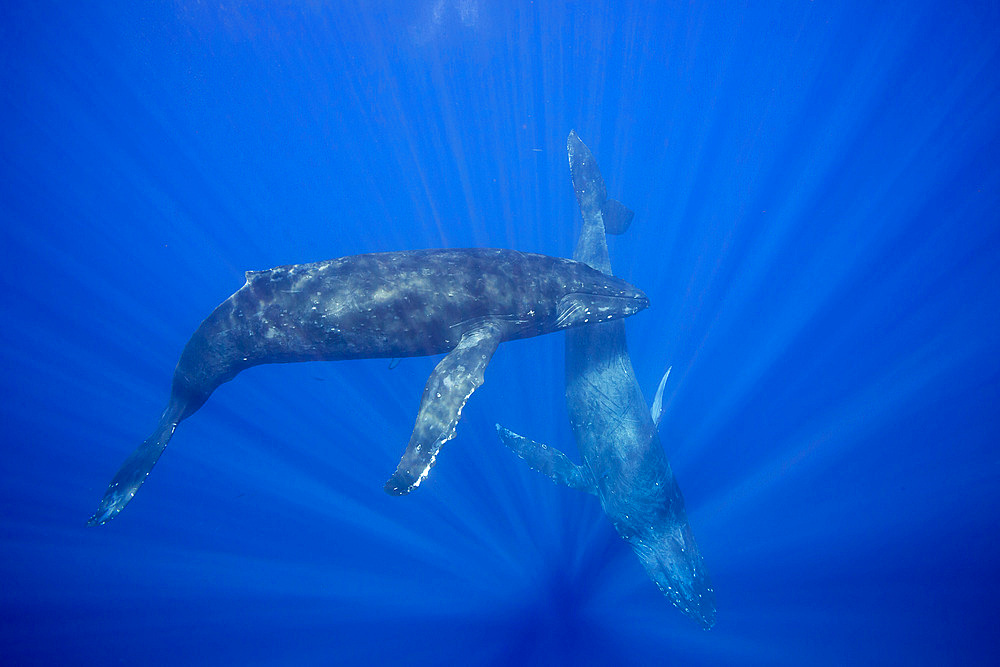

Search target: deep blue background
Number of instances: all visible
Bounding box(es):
[2,2,998,664]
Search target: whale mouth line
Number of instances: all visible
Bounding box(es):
[555,300,583,328]
[555,290,649,329]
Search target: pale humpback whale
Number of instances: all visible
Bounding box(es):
[88,248,648,526]
[496,132,716,628]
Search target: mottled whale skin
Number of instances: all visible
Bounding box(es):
[88,248,649,526]
[497,132,715,628]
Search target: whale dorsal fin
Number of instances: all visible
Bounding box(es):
[495,424,597,495]
[384,320,505,495]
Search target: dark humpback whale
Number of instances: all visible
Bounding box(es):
[88,248,648,526]
[496,132,716,628]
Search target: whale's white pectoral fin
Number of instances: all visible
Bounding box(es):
[650,366,672,430]
[384,321,504,495]
[495,424,597,495]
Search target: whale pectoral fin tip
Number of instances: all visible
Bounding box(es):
[86,502,115,527]
[383,472,415,496]
[496,426,596,494]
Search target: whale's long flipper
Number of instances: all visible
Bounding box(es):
[87,400,186,526]
[384,321,504,495]
[650,366,672,430]
[496,425,597,494]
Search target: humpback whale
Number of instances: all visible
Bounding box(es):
[496,132,716,628]
[88,248,648,526]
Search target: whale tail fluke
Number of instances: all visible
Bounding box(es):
[87,402,184,526]
[601,199,634,235]
[566,130,634,272]
[566,130,634,236]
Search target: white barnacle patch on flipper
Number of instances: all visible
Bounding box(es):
[411,372,479,488]
[412,456,435,488]
[385,321,505,495]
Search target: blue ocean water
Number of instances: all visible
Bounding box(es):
[2,1,998,664]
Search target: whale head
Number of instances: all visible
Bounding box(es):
[618,514,716,629]
[549,263,649,332]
